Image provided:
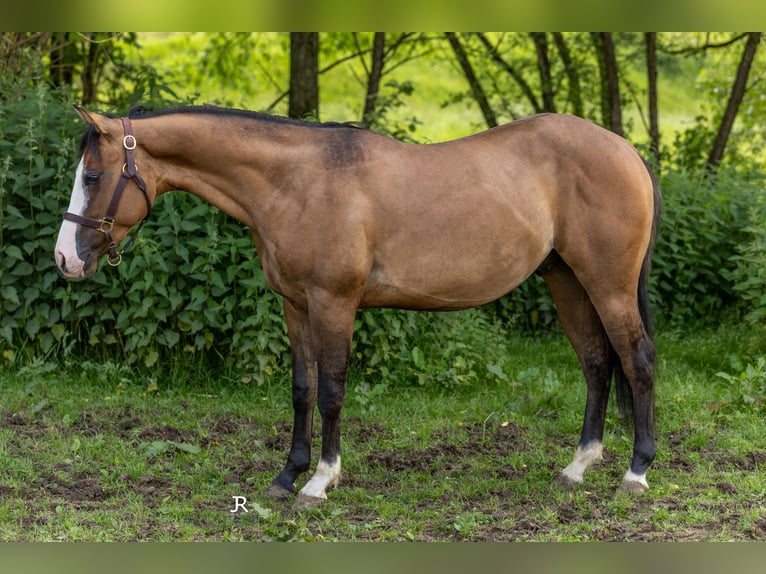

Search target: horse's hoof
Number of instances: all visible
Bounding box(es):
[619,480,649,494]
[294,493,325,510]
[266,481,294,500]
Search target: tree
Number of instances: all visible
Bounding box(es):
[706,32,762,172]
[446,32,498,128]
[476,32,541,115]
[289,32,319,120]
[591,32,623,136]
[361,32,386,128]
[645,32,660,164]
[530,33,556,112]
[552,32,583,117]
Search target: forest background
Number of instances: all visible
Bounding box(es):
[1,32,764,385]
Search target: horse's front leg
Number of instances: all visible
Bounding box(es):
[294,293,356,509]
[266,300,318,499]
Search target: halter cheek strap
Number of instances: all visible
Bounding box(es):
[63,117,153,266]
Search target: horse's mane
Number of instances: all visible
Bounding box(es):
[127,104,364,130]
[77,105,363,155]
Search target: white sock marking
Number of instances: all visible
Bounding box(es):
[298,457,341,500]
[622,469,649,489]
[561,442,603,483]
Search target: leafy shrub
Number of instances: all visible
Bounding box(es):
[2,84,765,391]
[717,357,766,411]
[0,85,289,380]
[650,169,761,326]
[727,195,766,324]
[354,307,512,389]
[1,85,80,359]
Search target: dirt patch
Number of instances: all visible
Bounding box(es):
[123,474,191,508]
[69,412,103,437]
[2,411,47,437]
[136,424,194,443]
[29,472,110,509]
[366,420,528,474]
[715,451,766,471]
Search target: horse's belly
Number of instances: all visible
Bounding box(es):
[361,241,548,311]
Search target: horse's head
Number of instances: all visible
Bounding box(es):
[54,106,154,278]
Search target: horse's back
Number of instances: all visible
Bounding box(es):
[349,114,655,310]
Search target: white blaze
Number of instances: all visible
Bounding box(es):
[54,157,87,277]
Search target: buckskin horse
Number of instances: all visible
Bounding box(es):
[55,105,661,508]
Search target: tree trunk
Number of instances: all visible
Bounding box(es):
[49,33,76,89]
[289,32,319,120]
[706,32,762,171]
[81,33,99,104]
[553,32,583,117]
[446,32,498,128]
[645,32,660,165]
[362,33,386,128]
[591,32,623,136]
[530,33,556,113]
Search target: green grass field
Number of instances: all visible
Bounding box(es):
[1,322,764,541]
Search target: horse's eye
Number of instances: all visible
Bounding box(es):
[84,172,100,186]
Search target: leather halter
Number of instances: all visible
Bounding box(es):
[63,117,153,266]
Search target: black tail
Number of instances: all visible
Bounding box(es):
[614,156,662,420]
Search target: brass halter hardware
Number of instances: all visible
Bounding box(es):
[63,117,153,266]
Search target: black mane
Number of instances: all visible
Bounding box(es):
[127,104,363,130]
[77,104,364,156]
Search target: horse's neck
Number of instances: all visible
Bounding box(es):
[140,114,307,229]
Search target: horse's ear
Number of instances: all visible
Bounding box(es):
[74,105,111,136]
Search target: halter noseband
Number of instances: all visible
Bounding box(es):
[63,117,153,267]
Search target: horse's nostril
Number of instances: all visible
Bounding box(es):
[55,251,68,274]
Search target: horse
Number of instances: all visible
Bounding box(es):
[55,105,661,508]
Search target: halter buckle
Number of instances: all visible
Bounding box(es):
[123,135,137,150]
[97,217,115,233]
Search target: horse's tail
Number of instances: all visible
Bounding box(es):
[614,156,662,420]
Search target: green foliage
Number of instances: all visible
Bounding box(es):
[717,357,766,411]
[0,85,80,359]
[492,275,558,331]
[0,84,289,379]
[353,308,511,389]
[650,170,762,326]
[727,196,766,324]
[2,42,766,390]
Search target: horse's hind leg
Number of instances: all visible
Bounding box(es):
[592,292,656,492]
[541,256,613,486]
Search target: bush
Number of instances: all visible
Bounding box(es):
[0,86,289,381]
[650,169,762,326]
[1,85,81,360]
[2,85,765,390]
[728,194,766,324]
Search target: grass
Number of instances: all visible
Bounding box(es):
[1,321,765,541]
